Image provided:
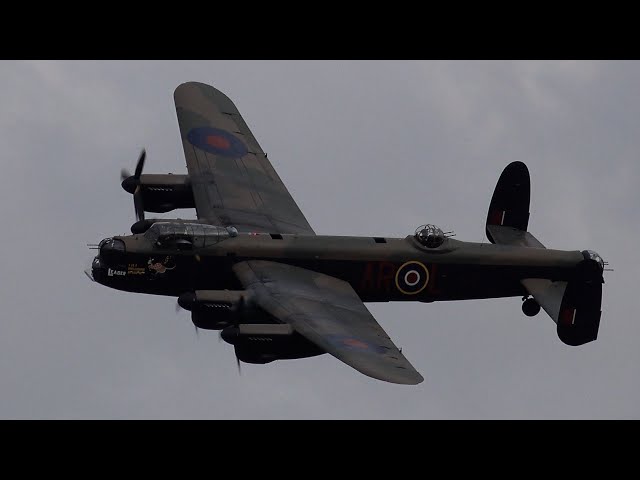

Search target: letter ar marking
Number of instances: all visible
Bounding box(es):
[427,263,443,296]
[378,262,396,293]
[360,262,376,292]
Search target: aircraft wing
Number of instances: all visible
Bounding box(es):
[233,260,424,385]
[174,82,315,235]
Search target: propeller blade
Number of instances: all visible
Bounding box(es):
[232,345,242,375]
[121,148,146,197]
[134,149,146,179]
[133,185,145,222]
[174,300,199,338]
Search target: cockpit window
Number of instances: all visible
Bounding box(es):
[415,224,445,248]
[144,222,231,249]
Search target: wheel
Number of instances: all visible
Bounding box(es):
[522,297,541,317]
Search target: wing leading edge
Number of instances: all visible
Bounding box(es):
[174,82,315,235]
[233,260,424,385]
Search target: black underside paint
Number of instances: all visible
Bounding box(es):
[96,252,577,303]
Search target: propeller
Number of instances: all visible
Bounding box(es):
[235,349,242,375]
[218,331,241,374]
[175,298,199,338]
[121,149,146,222]
[232,300,244,375]
[177,292,245,374]
[120,148,146,183]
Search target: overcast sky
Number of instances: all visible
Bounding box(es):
[1,60,638,419]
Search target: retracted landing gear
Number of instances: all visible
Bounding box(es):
[522,296,540,317]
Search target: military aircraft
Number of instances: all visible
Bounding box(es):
[86,81,605,385]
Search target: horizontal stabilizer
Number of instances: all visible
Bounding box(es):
[486,225,545,248]
[521,278,567,322]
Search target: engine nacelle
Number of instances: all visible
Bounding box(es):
[178,290,272,330]
[122,174,195,213]
[190,310,237,330]
[221,324,325,363]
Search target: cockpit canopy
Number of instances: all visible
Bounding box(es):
[415,224,445,248]
[144,222,231,250]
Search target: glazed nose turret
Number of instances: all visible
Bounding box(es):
[98,237,126,264]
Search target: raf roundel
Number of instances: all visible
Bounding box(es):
[395,261,429,295]
[327,335,388,354]
[187,126,249,159]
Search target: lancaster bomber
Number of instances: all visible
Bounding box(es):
[87,82,605,385]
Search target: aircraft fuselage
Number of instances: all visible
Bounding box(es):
[90,232,585,303]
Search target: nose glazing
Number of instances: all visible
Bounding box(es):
[99,238,126,264]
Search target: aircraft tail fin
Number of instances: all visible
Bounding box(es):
[486,162,603,346]
[521,274,602,346]
[486,161,545,248]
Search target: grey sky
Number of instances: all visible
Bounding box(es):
[1,60,638,418]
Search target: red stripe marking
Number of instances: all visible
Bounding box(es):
[206,135,231,149]
[489,209,503,226]
[560,308,576,326]
[343,338,369,349]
